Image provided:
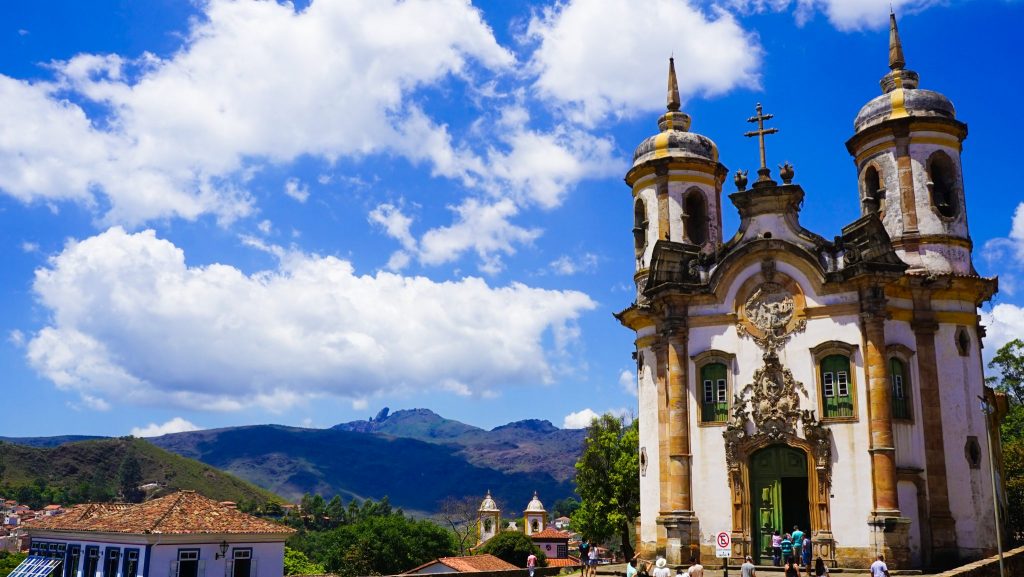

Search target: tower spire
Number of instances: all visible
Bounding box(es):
[888,10,905,71]
[667,57,681,111]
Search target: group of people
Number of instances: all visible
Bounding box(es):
[578,539,601,577]
[769,525,812,569]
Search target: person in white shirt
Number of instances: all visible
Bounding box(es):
[652,558,671,577]
[869,555,890,577]
[685,557,703,577]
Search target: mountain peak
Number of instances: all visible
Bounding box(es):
[491,419,558,434]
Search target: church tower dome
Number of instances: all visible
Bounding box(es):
[845,11,973,274]
[476,490,501,546]
[627,58,728,291]
[523,491,546,536]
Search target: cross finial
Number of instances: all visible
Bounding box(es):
[888,10,905,71]
[667,57,681,112]
[743,102,779,182]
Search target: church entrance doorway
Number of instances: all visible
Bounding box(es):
[750,445,811,564]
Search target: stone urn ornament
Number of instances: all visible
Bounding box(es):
[734,169,748,191]
[779,162,795,184]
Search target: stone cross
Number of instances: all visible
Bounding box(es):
[744,103,779,181]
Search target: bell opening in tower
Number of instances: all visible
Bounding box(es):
[927,151,959,218]
[684,189,707,246]
[750,445,812,565]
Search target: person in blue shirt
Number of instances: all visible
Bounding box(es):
[790,526,804,563]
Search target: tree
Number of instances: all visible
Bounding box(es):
[571,413,640,560]
[476,531,546,568]
[989,339,1024,405]
[283,547,325,576]
[437,496,480,555]
[0,552,27,577]
[551,497,581,520]
[117,453,144,503]
[320,514,455,576]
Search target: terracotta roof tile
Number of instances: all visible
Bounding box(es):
[545,558,582,568]
[529,527,571,539]
[25,492,293,536]
[439,555,518,572]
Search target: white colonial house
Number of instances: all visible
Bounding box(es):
[18,491,294,577]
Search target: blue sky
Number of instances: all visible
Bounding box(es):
[1,0,1022,438]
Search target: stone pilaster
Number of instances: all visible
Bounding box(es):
[911,310,958,565]
[862,287,909,567]
[651,340,670,554]
[656,165,670,241]
[659,325,698,565]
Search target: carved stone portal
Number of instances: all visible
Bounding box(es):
[723,349,835,563]
[736,279,806,350]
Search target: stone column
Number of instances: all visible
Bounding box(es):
[659,325,698,565]
[651,341,670,553]
[912,311,958,564]
[894,129,918,234]
[861,288,909,566]
[656,165,670,241]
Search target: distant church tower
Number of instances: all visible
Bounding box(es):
[477,491,501,546]
[524,492,547,536]
[619,17,1001,571]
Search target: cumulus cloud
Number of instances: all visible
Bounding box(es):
[131,417,200,438]
[981,304,1024,356]
[0,0,512,225]
[283,178,310,203]
[27,228,596,411]
[527,0,761,125]
[563,408,600,429]
[723,0,943,30]
[619,369,637,396]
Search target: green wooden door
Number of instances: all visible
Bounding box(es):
[750,446,810,563]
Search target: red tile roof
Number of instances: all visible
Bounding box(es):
[530,527,571,540]
[546,558,582,568]
[404,554,518,574]
[26,492,294,536]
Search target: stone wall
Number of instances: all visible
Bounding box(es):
[931,545,1024,577]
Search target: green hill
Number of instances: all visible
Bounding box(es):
[0,437,281,507]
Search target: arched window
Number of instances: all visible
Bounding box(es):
[863,166,882,214]
[531,520,540,532]
[633,199,648,255]
[700,362,728,423]
[483,518,492,532]
[684,190,707,245]
[820,354,854,418]
[928,152,959,218]
[890,357,912,420]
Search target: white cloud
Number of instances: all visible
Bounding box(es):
[21,242,39,253]
[551,253,599,276]
[257,220,272,234]
[619,369,637,396]
[27,227,596,411]
[283,178,310,203]
[131,417,200,438]
[983,202,1024,265]
[527,0,761,125]
[563,408,600,429]
[8,330,25,346]
[0,0,513,225]
[723,0,943,30]
[981,304,1024,358]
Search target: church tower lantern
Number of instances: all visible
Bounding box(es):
[477,491,501,546]
[523,492,546,536]
[627,58,728,296]
[845,12,973,275]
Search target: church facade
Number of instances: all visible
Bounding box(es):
[617,14,1004,569]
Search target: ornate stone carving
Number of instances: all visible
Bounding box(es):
[737,282,805,349]
[748,350,806,439]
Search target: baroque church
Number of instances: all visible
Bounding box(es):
[616,13,1004,569]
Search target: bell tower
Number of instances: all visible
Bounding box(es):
[477,491,501,545]
[846,12,973,275]
[628,58,728,296]
[523,491,546,536]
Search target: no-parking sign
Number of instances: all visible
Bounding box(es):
[715,531,731,558]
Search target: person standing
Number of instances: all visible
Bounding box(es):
[771,530,782,566]
[790,526,804,563]
[652,558,671,577]
[527,553,537,577]
[685,557,703,577]
[580,540,591,577]
[741,555,757,577]
[588,544,599,577]
[869,555,890,577]
[780,533,793,565]
[801,536,812,575]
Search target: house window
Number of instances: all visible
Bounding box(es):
[890,357,912,420]
[175,550,200,577]
[84,547,100,577]
[122,550,139,577]
[700,362,728,423]
[557,544,567,558]
[820,354,854,418]
[231,549,252,577]
[65,546,81,577]
[103,548,120,577]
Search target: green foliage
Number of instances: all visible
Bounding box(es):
[990,339,1024,405]
[118,452,144,503]
[289,496,453,577]
[1003,430,1024,543]
[0,552,27,577]
[476,531,546,568]
[571,414,639,559]
[283,547,325,575]
[0,437,279,508]
[551,497,580,519]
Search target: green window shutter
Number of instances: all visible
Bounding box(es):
[821,355,853,418]
[701,362,728,422]
[890,358,911,419]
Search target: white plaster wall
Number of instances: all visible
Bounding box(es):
[907,141,972,275]
[933,322,997,554]
[150,542,283,577]
[897,481,922,567]
[638,342,662,545]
